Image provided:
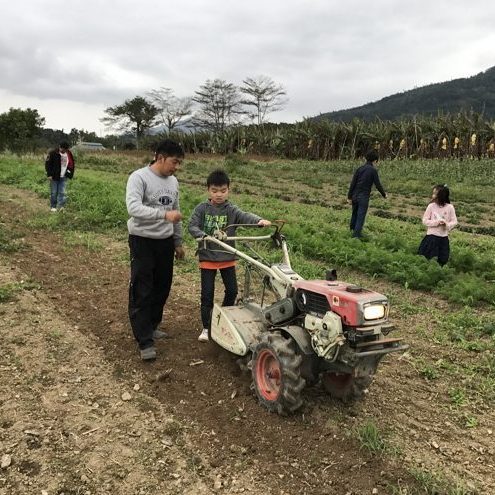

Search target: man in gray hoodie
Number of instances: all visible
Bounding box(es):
[126,140,185,360]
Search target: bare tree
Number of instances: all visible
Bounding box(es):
[240,75,288,125]
[101,96,159,149]
[193,79,245,133]
[147,87,193,133]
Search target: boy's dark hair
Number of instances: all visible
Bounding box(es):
[207,169,230,188]
[435,184,450,205]
[59,141,70,150]
[155,139,184,158]
[365,150,379,163]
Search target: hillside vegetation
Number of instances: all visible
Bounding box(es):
[317,66,495,122]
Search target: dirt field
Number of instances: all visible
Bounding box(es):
[0,185,493,495]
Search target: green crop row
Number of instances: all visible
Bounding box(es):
[1,154,494,306]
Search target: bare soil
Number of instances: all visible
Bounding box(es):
[0,185,494,495]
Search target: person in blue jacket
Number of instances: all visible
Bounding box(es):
[347,150,387,238]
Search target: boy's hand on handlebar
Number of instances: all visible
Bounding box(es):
[258,219,271,227]
[213,229,227,241]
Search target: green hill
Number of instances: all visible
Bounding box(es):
[317,66,495,122]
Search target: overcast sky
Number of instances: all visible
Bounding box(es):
[1,0,494,135]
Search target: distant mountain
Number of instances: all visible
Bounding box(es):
[316,66,495,122]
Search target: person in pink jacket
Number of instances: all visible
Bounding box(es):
[418,185,457,266]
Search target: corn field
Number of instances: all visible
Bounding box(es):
[163,111,495,160]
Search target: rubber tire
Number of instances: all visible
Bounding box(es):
[321,372,373,402]
[251,331,305,415]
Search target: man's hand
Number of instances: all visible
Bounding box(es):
[165,210,182,223]
[258,219,271,227]
[347,199,353,205]
[175,246,185,260]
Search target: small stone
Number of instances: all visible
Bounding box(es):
[372,489,379,494]
[154,369,172,382]
[432,441,439,449]
[24,430,41,436]
[161,436,173,447]
[133,384,140,391]
[41,491,49,495]
[121,392,132,401]
[213,476,222,490]
[1,454,12,469]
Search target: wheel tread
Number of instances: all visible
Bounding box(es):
[252,331,305,415]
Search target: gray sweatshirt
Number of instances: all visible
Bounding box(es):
[188,200,261,262]
[126,166,182,246]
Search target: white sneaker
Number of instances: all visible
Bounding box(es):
[50,208,57,212]
[198,328,209,342]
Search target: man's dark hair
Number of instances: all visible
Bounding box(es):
[207,169,230,188]
[155,139,184,158]
[365,150,379,162]
[59,141,70,150]
[435,184,450,205]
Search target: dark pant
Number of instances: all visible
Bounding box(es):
[350,197,370,238]
[200,266,238,329]
[418,234,450,266]
[128,235,175,349]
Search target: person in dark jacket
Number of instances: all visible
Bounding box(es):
[45,141,75,211]
[347,150,387,238]
[188,169,271,342]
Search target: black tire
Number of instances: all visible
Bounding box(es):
[251,331,305,415]
[321,371,374,401]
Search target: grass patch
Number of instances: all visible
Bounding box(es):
[417,360,440,381]
[449,387,467,408]
[355,420,387,455]
[432,307,495,356]
[63,231,104,252]
[408,467,478,495]
[0,283,22,303]
[0,224,22,253]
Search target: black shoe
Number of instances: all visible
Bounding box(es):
[140,346,157,361]
[153,329,169,339]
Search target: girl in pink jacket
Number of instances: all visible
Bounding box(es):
[418,185,457,266]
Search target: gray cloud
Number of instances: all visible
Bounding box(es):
[1,0,494,131]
